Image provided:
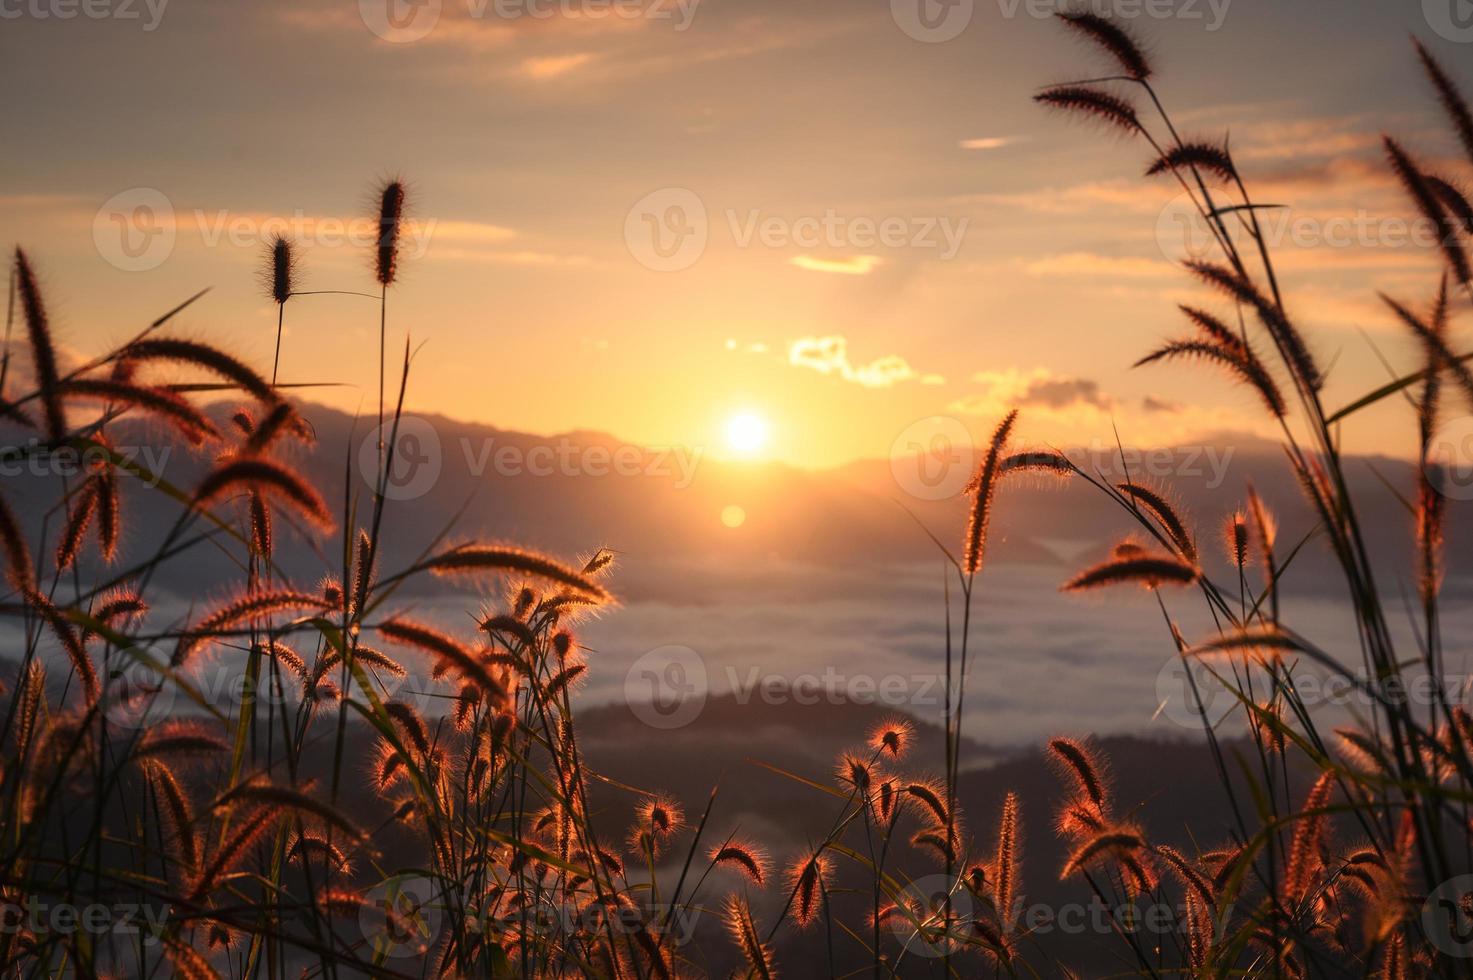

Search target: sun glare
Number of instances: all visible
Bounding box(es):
[725,412,769,456]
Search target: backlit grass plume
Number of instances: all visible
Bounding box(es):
[264,234,298,384]
[963,410,1017,575]
[14,248,66,442]
[709,839,769,885]
[1384,136,1471,286]
[419,543,612,602]
[1184,260,1322,391]
[265,234,298,306]
[869,715,914,759]
[725,895,775,979]
[1033,85,1141,134]
[194,457,333,529]
[1115,482,1197,562]
[1146,141,1236,182]
[1413,38,1473,165]
[61,378,219,444]
[375,180,406,288]
[786,853,830,928]
[1047,737,1109,819]
[1055,11,1152,80]
[120,337,278,403]
[1062,549,1199,591]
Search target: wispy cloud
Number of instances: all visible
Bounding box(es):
[959,136,1021,150]
[519,53,595,79]
[790,255,882,275]
[789,336,918,388]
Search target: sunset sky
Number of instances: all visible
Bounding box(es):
[5,0,1470,469]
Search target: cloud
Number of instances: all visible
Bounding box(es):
[959,136,1020,150]
[950,368,1114,416]
[788,336,919,388]
[519,53,595,78]
[1022,375,1112,410]
[790,255,882,275]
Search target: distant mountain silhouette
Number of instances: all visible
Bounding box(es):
[8,401,1464,608]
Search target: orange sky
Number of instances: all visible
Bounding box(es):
[4,0,1470,468]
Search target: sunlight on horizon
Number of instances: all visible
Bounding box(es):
[724,412,770,457]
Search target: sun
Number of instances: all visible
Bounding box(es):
[724,412,769,456]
